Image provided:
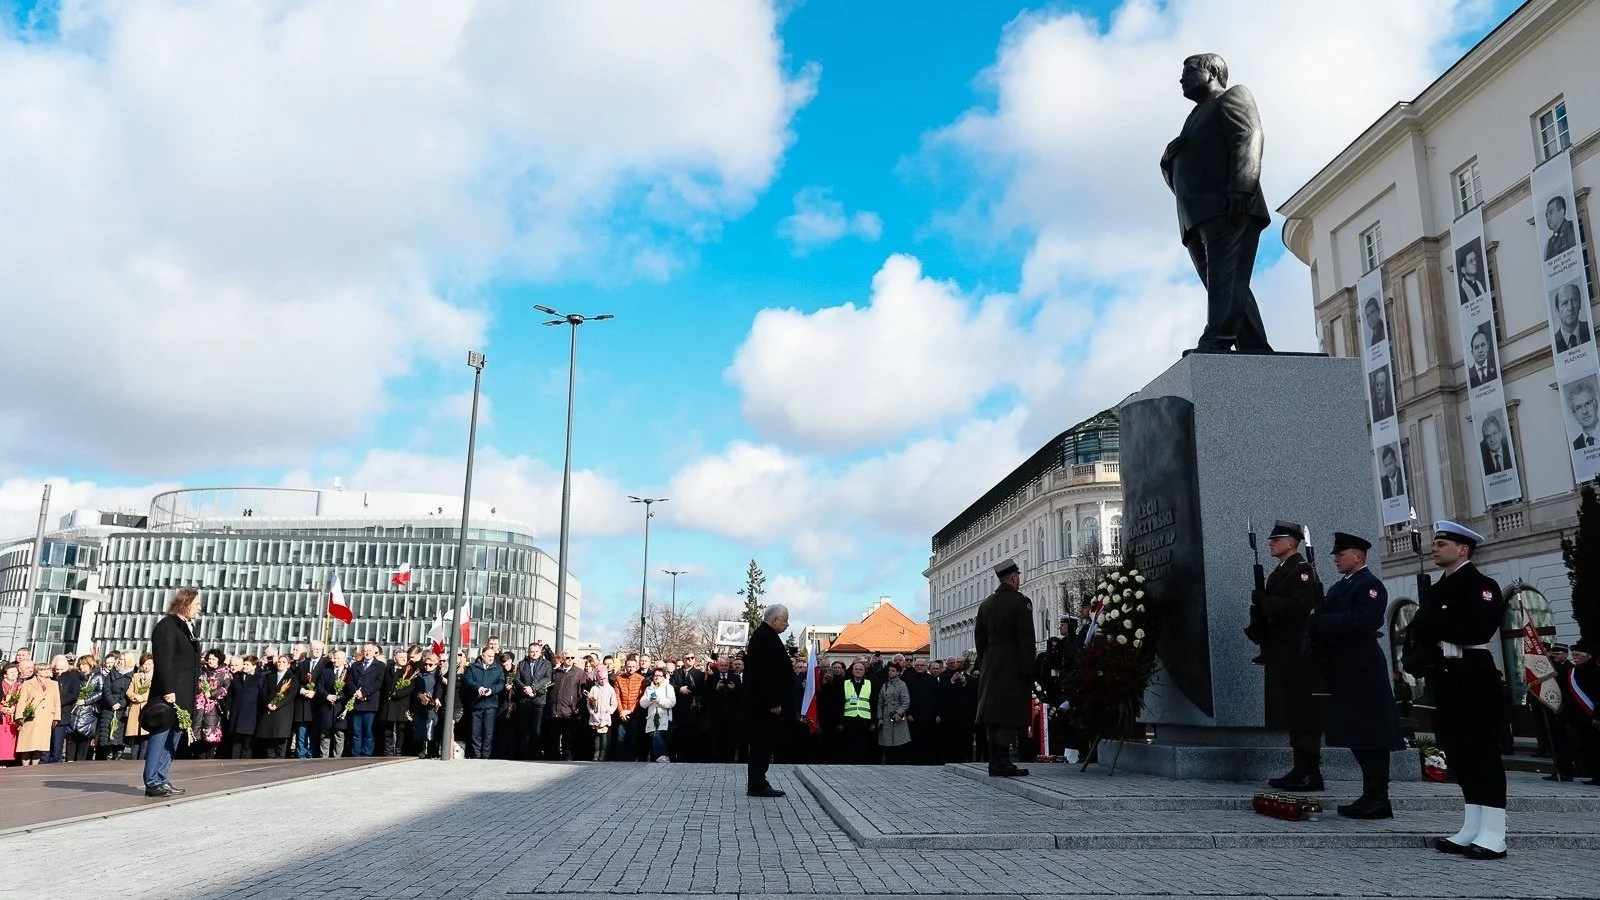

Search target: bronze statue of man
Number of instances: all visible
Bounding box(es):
[1161,53,1273,354]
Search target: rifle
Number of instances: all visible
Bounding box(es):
[1301,527,1331,688]
[1399,509,1439,681]
[1245,517,1266,664]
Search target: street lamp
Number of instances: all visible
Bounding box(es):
[537,305,614,656]
[628,496,667,651]
[662,569,687,616]
[441,350,486,762]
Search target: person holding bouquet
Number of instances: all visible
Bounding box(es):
[65,654,103,762]
[380,649,417,757]
[97,652,132,760]
[256,653,296,758]
[315,650,350,759]
[226,655,262,759]
[13,659,59,766]
[410,652,447,759]
[1,660,22,765]
[144,586,202,797]
[193,649,233,759]
[125,654,154,760]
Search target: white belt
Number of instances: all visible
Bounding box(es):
[1440,641,1489,658]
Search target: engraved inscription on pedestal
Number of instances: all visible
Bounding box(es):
[1121,396,1212,718]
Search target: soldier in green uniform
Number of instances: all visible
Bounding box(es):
[1413,521,1509,860]
[1258,521,1325,791]
[975,558,1037,777]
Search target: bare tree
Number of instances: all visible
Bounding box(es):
[623,600,713,659]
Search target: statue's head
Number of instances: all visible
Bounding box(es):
[1181,53,1228,100]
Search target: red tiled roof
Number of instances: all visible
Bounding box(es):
[825,601,929,655]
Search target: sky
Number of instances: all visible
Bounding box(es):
[0,0,1517,649]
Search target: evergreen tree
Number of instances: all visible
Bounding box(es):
[785,632,800,657]
[1561,480,1600,644]
[738,559,766,631]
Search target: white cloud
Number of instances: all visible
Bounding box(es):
[0,476,180,543]
[728,254,1026,450]
[777,186,882,254]
[0,0,814,473]
[766,573,828,620]
[435,391,494,428]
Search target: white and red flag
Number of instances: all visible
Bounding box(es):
[391,562,412,587]
[427,599,472,656]
[327,571,354,624]
[800,640,820,733]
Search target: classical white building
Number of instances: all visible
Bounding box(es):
[1278,0,1592,668]
[925,410,1122,659]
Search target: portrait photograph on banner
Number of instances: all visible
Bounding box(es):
[1355,265,1408,525]
[1466,323,1499,389]
[1448,205,1521,505]
[1455,238,1489,304]
[1378,441,1406,497]
[1531,150,1600,485]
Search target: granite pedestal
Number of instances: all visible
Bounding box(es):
[1111,351,1408,781]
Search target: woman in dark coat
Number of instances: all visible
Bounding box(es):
[379,651,417,757]
[1313,534,1403,819]
[143,587,201,796]
[255,654,297,758]
[97,654,133,760]
[227,657,264,759]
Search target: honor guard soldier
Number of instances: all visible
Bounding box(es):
[1312,532,1403,819]
[1259,520,1325,791]
[1413,521,1509,859]
[975,558,1038,777]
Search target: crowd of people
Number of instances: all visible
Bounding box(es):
[0,635,1004,770]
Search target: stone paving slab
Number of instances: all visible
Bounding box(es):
[1,759,1596,899]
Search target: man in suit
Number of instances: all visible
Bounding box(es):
[975,558,1038,777]
[1545,195,1578,261]
[1257,522,1324,792]
[514,640,552,760]
[347,642,385,757]
[1369,369,1394,421]
[1553,283,1592,352]
[1310,532,1403,819]
[1479,414,1513,475]
[1411,522,1509,859]
[745,604,793,798]
[1569,379,1600,450]
[1457,248,1488,304]
[1379,445,1405,500]
[1161,53,1272,354]
[1467,329,1498,388]
[316,650,349,759]
[294,640,326,758]
[1363,296,1385,347]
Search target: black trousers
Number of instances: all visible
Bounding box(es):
[519,703,545,760]
[1187,216,1270,353]
[1352,749,1390,798]
[747,710,780,789]
[1433,652,1507,808]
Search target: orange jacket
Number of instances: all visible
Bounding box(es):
[614,671,646,714]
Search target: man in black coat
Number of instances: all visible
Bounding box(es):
[745,605,792,798]
[1311,533,1403,819]
[905,657,940,765]
[143,586,201,797]
[227,657,263,759]
[1411,521,1510,860]
[514,640,553,760]
[707,656,746,763]
[1255,521,1325,792]
[315,651,351,759]
[347,643,385,757]
[293,640,327,758]
[1161,52,1272,354]
[669,652,707,762]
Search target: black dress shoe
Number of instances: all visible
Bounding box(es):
[746,787,785,798]
[1271,772,1324,792]
[1434,837,1470,855]
[1464,844,1507,860]
[1267,769,1301,789]
[162,784,187,795]
[144,785,176,798]
[1543,773,1573,782]
[990,763,1028,777]
[1336,797,1393,819]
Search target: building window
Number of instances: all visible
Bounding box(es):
[1360,223,1383,272]
[1453,161,1483,215]
[1536,100,1571,161]
[1082,517,1100,557]
[1109,515,1123,555]
[1059,514,1073,559]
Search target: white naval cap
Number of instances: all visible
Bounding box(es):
[1433,520,1484,548]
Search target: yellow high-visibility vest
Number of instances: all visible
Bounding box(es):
[843,679,872,719]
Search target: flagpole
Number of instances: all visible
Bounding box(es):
[441,350,485,762]
[322,570,332,647]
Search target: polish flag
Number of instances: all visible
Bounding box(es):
[427,599,472,656]
[327,571,354,624]
[800,640,820,733]
[391,562,412,587]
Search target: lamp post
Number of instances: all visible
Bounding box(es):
[628,496,667,652]
[441,350,486,762]
[537,305,614,656]
[662,569,686,616]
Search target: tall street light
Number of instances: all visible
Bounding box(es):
[662,569,687,617]
[537,305,614,656]
[442,350,486,762]
[628,496,667,652]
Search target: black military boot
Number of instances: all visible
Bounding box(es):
[987,732,1028,777]
[1340,763,1393,819]
[1269,751,1324,791]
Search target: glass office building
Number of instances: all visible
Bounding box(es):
[92,487,579,657]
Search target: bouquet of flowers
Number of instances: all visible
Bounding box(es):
[393,674,413,694]
[1415,736,1449,783]
[21,701,37,723]
[175,706,194,740]
[133,678,150,701]
[1061,560,1160,744]
[76,678,94,704]
[266,678,293,711]
[342,694,357,717]
[199,679,213,699]
[4,688,20,709]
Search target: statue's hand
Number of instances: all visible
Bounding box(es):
[1226,190,1253,220]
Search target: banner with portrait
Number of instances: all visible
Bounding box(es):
[1449,206,1521,505]
[1530,149,1600,482]
[1355,266,1409,525]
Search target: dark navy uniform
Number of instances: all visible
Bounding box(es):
[1258,521,1323,789]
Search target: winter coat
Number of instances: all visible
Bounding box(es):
[381,664,417,723]
[347,659,385,714]
[314,666,352,732]
[228,670,263,737]
[744,622,793,717]
[549,666,586,719]
[294,657,326,722]
[587,681,618,729]
[906,669,940,724]
[1261,553,1323,734]
[196,666,232,743]
[68,669,103,736]
[149,613,200,715]
[876,676,912,747]
[1313,567,1403,751]
[514,656,553,707]
[463,660,504,710]
[257,669,297,740]
[975,584,1038,728]
[125,671,152,737]
[638,681,677,733]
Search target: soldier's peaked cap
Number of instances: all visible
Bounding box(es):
[1266,521,1304,541]
[1433,520,1484,548]
[1331,532,1371,553]
[994,558,1020,577]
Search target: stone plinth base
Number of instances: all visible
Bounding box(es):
[1100,736,1417,782]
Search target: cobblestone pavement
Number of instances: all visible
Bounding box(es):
[1,759,1597,899]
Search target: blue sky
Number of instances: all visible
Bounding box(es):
[1,0,1517,647]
